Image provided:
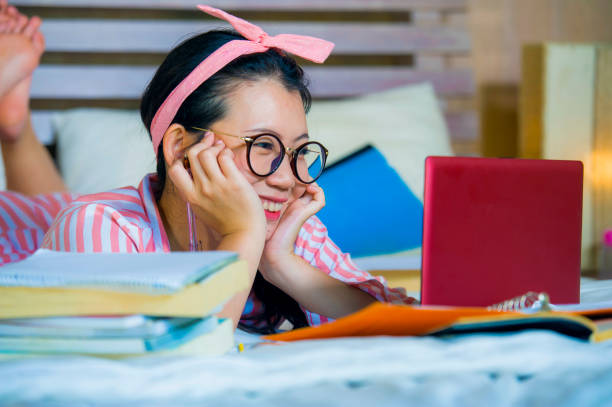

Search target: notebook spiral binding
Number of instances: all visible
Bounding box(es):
[487,292,551,312]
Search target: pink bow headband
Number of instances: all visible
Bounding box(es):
[150,5,335,156]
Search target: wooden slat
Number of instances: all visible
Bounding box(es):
[32,107,479,147]
[39,20,470,54]
[41,52,415,67]
[30,66,475,99]
[415,55,445,70]
[12,0,467,12]
[411,10,443,25]
[307,67,474,97]
[31,66,155,99]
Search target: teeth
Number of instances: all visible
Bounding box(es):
[262,199,283,212]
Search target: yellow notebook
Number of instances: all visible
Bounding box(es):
[0,251,248,319]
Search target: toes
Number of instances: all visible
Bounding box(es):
[32,30,45,53]
[5,16,15,32]
[23,15,42,39]
[13,13,27,34]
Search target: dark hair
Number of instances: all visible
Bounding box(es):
[140,29,311,334]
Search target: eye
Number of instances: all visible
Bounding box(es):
[253,140,276,150]
[251,135,280,154]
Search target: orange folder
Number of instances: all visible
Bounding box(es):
[264,302,612,343]
[265,303,520,342]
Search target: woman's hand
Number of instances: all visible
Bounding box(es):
[259,183,325,282]
[167,131,266,238]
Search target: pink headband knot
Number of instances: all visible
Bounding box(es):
[150,4,335,156]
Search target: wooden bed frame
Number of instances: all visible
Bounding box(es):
[12,0,477,155]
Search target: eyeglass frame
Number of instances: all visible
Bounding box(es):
[190,126,329,184]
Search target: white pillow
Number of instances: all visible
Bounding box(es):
[35,83,450,197]
[308,83,452,201]
[52,108,156,194]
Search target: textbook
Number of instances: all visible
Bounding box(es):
[0,250,249,318]
[265,302,612,343]
[0,316,235,356]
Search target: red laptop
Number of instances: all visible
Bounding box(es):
[420,157,583,307]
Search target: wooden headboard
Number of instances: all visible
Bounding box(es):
[13,0,477,155]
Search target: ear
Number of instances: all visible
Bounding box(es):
[161,124,193,168]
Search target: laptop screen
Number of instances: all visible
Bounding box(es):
[420,157,582,306]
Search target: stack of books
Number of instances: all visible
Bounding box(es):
[0,249,249,357]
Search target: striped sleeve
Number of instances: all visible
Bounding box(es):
[0,192,74,266]
[294,216,417,326]
[42,199,146,254]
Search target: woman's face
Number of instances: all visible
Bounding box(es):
[210,78,309,240]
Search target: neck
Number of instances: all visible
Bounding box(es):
[157,180,219,252]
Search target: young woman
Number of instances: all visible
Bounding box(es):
[2,4,415,333]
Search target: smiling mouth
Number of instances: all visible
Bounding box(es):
[261,198,284,221]
[261,199,283,212]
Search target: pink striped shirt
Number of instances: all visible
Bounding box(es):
[0,191,74,266]
[28,174,414,330]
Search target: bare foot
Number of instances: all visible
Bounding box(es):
[0,0,44,142]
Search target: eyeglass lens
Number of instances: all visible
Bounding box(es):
[249,135,325,183]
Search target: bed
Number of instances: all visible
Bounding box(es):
[1,1,611,405]
[1,279,612,405]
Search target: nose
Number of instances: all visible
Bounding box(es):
[266,151,295,189]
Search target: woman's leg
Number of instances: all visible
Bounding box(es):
[0,0,66,195]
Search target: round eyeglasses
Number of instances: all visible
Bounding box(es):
[191,127,328,184]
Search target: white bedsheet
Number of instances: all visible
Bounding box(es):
[1,332,612,406]
[1,277,611,406]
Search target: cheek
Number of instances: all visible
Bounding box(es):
[233,151,257,183]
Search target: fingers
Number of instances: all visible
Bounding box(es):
[186,132,225,186]
[303,183,325,213]
[198,139,227,182]
[217,146,246,182]
[167,156,197,202]
[308,183,325,204]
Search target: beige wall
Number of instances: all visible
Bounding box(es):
[468,0,612,157]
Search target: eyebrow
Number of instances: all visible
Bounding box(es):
[247,128,309,142]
